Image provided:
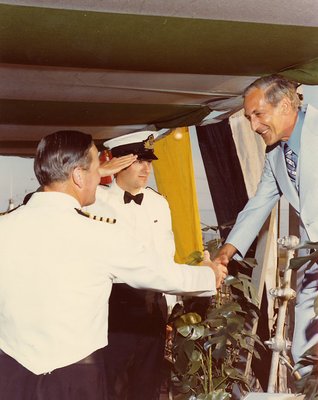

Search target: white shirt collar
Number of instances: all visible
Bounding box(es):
[27,191,81,210]
[112,179,144,197]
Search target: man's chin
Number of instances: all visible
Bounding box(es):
[138,179,149,187]
[262,136,277,146]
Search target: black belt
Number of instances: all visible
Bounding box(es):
[110,283,164,306]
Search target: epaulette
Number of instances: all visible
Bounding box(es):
[75,208,116,224]
[0,204,22,216]
[145,186,164,197]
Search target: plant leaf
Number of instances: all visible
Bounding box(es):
[208,389,231,400]
[295,240,318,250]
[242,258,258,269]
[176,382,192,394]
[184,340,195,359]
[224,367,248,383]
[189,325,205,340]
[212,342,227,360]
[289,250,318,270]
[174,348,190,374]
[235,258,257,269]
[238,275,260,306]
[217,302,243,314]
[178,325,193,337]
[175,312,202,327]
[207,317,226,328]
[190,349,202,363]
[224,275,241,286]
[226,314,245,333]
[188,359,202,374]
[242,331,266,349]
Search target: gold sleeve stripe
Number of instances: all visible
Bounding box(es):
[75,208,116,224]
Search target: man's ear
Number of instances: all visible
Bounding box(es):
[280,97,292,115]
[72,167,83,188]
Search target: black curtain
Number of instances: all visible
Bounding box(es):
[197,120,271,391]
[196,119,249,240]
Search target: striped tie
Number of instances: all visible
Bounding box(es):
[284,143,297,183]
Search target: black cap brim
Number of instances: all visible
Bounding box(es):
[111,143,158,160]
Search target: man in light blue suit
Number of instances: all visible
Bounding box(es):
[214,75,318,371]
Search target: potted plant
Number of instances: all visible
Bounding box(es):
[168,250,262,400]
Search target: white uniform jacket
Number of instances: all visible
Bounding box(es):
[0,192,216,375]
[87,182,176,275]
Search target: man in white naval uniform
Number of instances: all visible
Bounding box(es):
[0,130,228,400]
[87,131,180,400]
[213,75,318,375]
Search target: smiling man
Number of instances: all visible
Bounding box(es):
[213,75,318,376]
[244,83,299,146]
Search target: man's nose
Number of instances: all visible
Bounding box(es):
[142,161,151,173]
[250,115,260,132]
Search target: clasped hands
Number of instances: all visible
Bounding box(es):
[200,250,229,289]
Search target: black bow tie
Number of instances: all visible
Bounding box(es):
[124,191,144,205]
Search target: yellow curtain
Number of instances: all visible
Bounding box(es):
[153,127,203,263]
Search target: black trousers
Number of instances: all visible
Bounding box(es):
[104,284,167,400]
[0,348,107,400]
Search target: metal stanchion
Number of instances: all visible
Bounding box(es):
[265,235,298,393]
[242,236,305,399]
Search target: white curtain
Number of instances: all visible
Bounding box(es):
[230,109,277,332]
[230,109,266,198]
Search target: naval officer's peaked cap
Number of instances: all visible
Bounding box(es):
[103,131,158,161]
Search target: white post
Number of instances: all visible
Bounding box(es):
[266,235,299,393]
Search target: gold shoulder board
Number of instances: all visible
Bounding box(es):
[75,208,116,224]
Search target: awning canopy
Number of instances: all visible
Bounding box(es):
[1,0,318,155]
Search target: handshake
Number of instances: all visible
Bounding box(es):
[200,250,230,289]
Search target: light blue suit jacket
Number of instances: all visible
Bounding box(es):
[226,105,318,362]
[227,104,318,258]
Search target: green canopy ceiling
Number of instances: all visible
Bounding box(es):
[1,1,318,155]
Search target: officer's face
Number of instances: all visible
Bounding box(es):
[81,145,101,206]
[244,88,295,146]
[116,159,152,194]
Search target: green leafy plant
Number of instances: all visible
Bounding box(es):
[294,344,318,400]
[168,253,262,400]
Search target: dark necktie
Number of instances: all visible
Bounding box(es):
[123,191,144,205]
[284,143,297,183]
